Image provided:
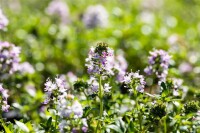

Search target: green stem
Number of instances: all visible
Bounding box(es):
[136,93,142,131]
[83,91,90,105]
[156,121,161,133]
[55,95,58,129]
[163,116,167,133]
[55,113,58,129]
[95,75,103,133]
[133,86,142,131]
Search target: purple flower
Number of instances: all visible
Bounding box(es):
[86,44,128,84]
[57,99,83,119]
[58,120,67,133]
[18,62,35,74]
[87,77,99,94]
[82,5,108,28]
[111,51,128,83]
[82,126,88,133]
[0,9,9,30]
[144,49,171,83]
[0,84,10,112]
[2,101,10,112]
[85,43,114,76]
[0,41,21,74]
[72,128,79,133]
[45,0,70,24]
[178,62,192,73]
[71,101,83,118]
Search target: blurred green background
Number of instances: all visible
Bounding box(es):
[1,0,200,88]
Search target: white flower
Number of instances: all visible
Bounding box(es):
[2,89,9,99]
[59,120,67,133]
[0,9,9,29]
[123,73,132,84]
[104,83,111,93]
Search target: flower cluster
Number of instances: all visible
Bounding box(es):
[87,77,98,93]
[144,49,171,83]
[87,77,112,94]
[85,42,114,76]
[57,94,83,119]
[18,62,35,74]
[106,51,128,83]
[0,41,21,74]
[59,118,88,133]
[45,0,70,24]
[82,5,108,28]
[123,71,146,92]
[0,9,9,30]
[171,78,183,96]
[114,52,128,82]
[43,76,68,104]
[43,75,85,133]
[58,97,84,132]
[0,84,10,112]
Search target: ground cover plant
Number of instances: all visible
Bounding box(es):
[1,0,200,132]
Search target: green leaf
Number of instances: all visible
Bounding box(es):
[15,120,30,132]
[2,123,12,133]
[83,106,92,117]
[46,117,52,128]
[40,123,46,129]
[26,121,33,131]
[107,125,123,133]
[161,82,167,91]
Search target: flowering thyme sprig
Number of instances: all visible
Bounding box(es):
[0,41,21,74]
[0,84,10,112]
[123,71,146,93]
[144,49,171,84]
[43,75,84,132]
[86,42,114,76]
[43,76,68,105]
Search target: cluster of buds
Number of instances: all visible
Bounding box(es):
[144,49,171,84]
[0,84,10,112]
[0,41,21,74]
[184,101,199,114]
